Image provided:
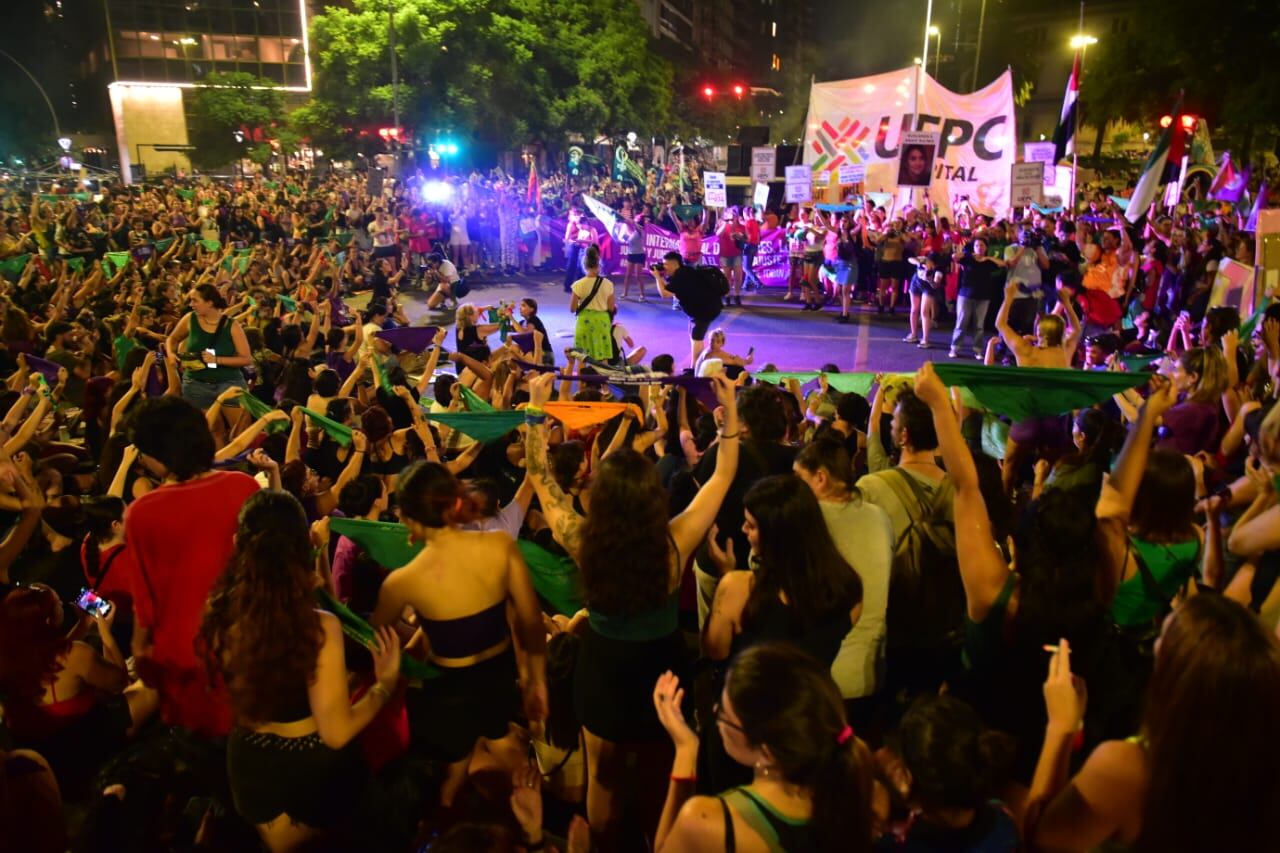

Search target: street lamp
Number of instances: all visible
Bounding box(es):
[928,25,941,77]
[1069,33,1098,50]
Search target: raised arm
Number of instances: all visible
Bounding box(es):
[669,375,739,560]
[523,373,583,559]
[914,363,1009,621]
[995,280,1032,360]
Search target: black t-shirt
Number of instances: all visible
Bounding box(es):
[694,439,798,569]
[957,256,1004,301]
[665,266,721,321]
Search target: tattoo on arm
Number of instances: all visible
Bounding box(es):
[525,424,582,554]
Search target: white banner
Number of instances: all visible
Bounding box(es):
[751,146,776,184]
[785,165,812,203]
[704,171,727,208]
[803,66,1017,218]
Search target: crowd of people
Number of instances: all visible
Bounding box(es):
[0,158,1277,853]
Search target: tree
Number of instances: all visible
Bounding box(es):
[1085,0,1280,162]
[307,0,673,151]
[187,72,284,170]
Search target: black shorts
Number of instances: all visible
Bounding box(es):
[689,310,721,341]
[574,625,689,742]
[406,648,518,762]
[626,252,646,264]
[228,729,366,827]
[879,259,913,281]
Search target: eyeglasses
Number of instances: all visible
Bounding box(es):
[712,701,745,734]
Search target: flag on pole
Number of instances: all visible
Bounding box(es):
[1245,182,1268,233]
[1051,53,1080,163]
[526,161,540,205]
[1126,94,1183,224]
[1209,153,1248,202]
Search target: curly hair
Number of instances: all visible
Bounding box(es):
[577,449,672,618]
[0,586,71,707]
[198,490,322,725]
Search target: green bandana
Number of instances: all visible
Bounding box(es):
[301,406,354,446]
[237,391,290,434]
[154,237,174,252]
[932,363,1148,421]
[315,588,438,680]
[326,518,582,615]
[426,411,525,444]
[200,239,221,252]
[458,385,495,412]
[176,188,196,201]
[104,251,131,273]
[0,254,31,280]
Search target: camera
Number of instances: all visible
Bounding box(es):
[650,262,664,273]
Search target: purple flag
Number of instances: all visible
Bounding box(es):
[375,326,440,353]
[515,359,560,375]
[509,332,536,354]
[1245,183,1268,233]
[24,354,62,384]
[1209,155,1249,203]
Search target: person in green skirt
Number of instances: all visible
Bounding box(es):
[569,245,616,362]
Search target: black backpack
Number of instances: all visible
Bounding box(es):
[695,265,731,297]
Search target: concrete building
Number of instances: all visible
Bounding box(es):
[89,0,312,181]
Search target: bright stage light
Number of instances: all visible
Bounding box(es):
[422,181,454,204]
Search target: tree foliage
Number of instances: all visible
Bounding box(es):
[187,72,284,169]
[308,0,673,149]
[1083,0,1280,160]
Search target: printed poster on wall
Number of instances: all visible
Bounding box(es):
[802,66,1017,218]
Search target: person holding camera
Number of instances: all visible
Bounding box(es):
[651,251,722,367]
[1002,229,1050,336]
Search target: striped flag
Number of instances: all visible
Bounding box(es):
[1245,183,1268,233]
[1209,153,1248,202]
[1126,94,1184,224]
[1051,53,1080,163]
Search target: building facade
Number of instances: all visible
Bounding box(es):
[93,0,311,180]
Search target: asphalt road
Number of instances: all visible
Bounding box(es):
[394,270,957,375]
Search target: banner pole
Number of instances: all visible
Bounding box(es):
[1070,0,1084,214]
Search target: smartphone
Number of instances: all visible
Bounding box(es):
[746,346,754,357]
[75,588,113,619]
[203,348,217,369]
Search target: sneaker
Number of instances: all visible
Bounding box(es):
[975,351,986,361]
[948,348,961,358]
[637,295,647,303]
[783,292,795,302]
[902,335,919,344]
[917,341,931,350]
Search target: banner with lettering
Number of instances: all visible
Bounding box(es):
[803,67,1016,218]
[552,216,792,286]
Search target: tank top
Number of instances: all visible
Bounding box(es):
[185,313,242,383]
[719,786,818,852]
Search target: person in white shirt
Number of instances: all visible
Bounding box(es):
[368,209,398,260]
[425,252,464,311]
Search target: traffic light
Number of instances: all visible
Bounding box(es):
[1159,114,1198,133]
[702,85,715,100]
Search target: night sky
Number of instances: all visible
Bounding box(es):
[815,1,923,81]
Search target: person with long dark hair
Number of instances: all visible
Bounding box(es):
[701,473,863,666]
[523,370,739,846]
[201,490,401,852]
[1027,594,1280,851]
[652,643,874,852]
[371,461,547,809]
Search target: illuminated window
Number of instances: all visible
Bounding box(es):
[771,21,777,37]
[771,53,781,71]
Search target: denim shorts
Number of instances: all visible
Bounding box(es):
[182,374,248,410]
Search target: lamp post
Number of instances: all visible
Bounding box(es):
[921,0,935,77]
[927,25,941,81]
[1068,28,1098,212]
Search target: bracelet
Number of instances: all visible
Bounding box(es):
[718,431,740,440]
[669,774,697,784]
[525,413,547,426]
[369,683,393,703]
[525,405,546,417]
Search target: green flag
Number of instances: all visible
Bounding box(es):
[426,411,525,444]
[932,363,1148,421]
[200,239,221,252]
[113,335,139,372]
[1119,353,1164,372]
[263,180,278,190]
[278,293,298,313]
[458,384,495,412]
[315,588,438,680]
[1240,298,1272,339]
[154,236,175,252]
[327,518,582,616]
[237,391,290,434]
[515,540,583,615]
[64,257,84,273]
[335,231,354,247]
[301,406,354,446]
[754,371,908,397]
[176,188,196,201]
[0,254,31,280]
[105,251,131,273]
[328,517,419,570]
[373,356,392,391]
